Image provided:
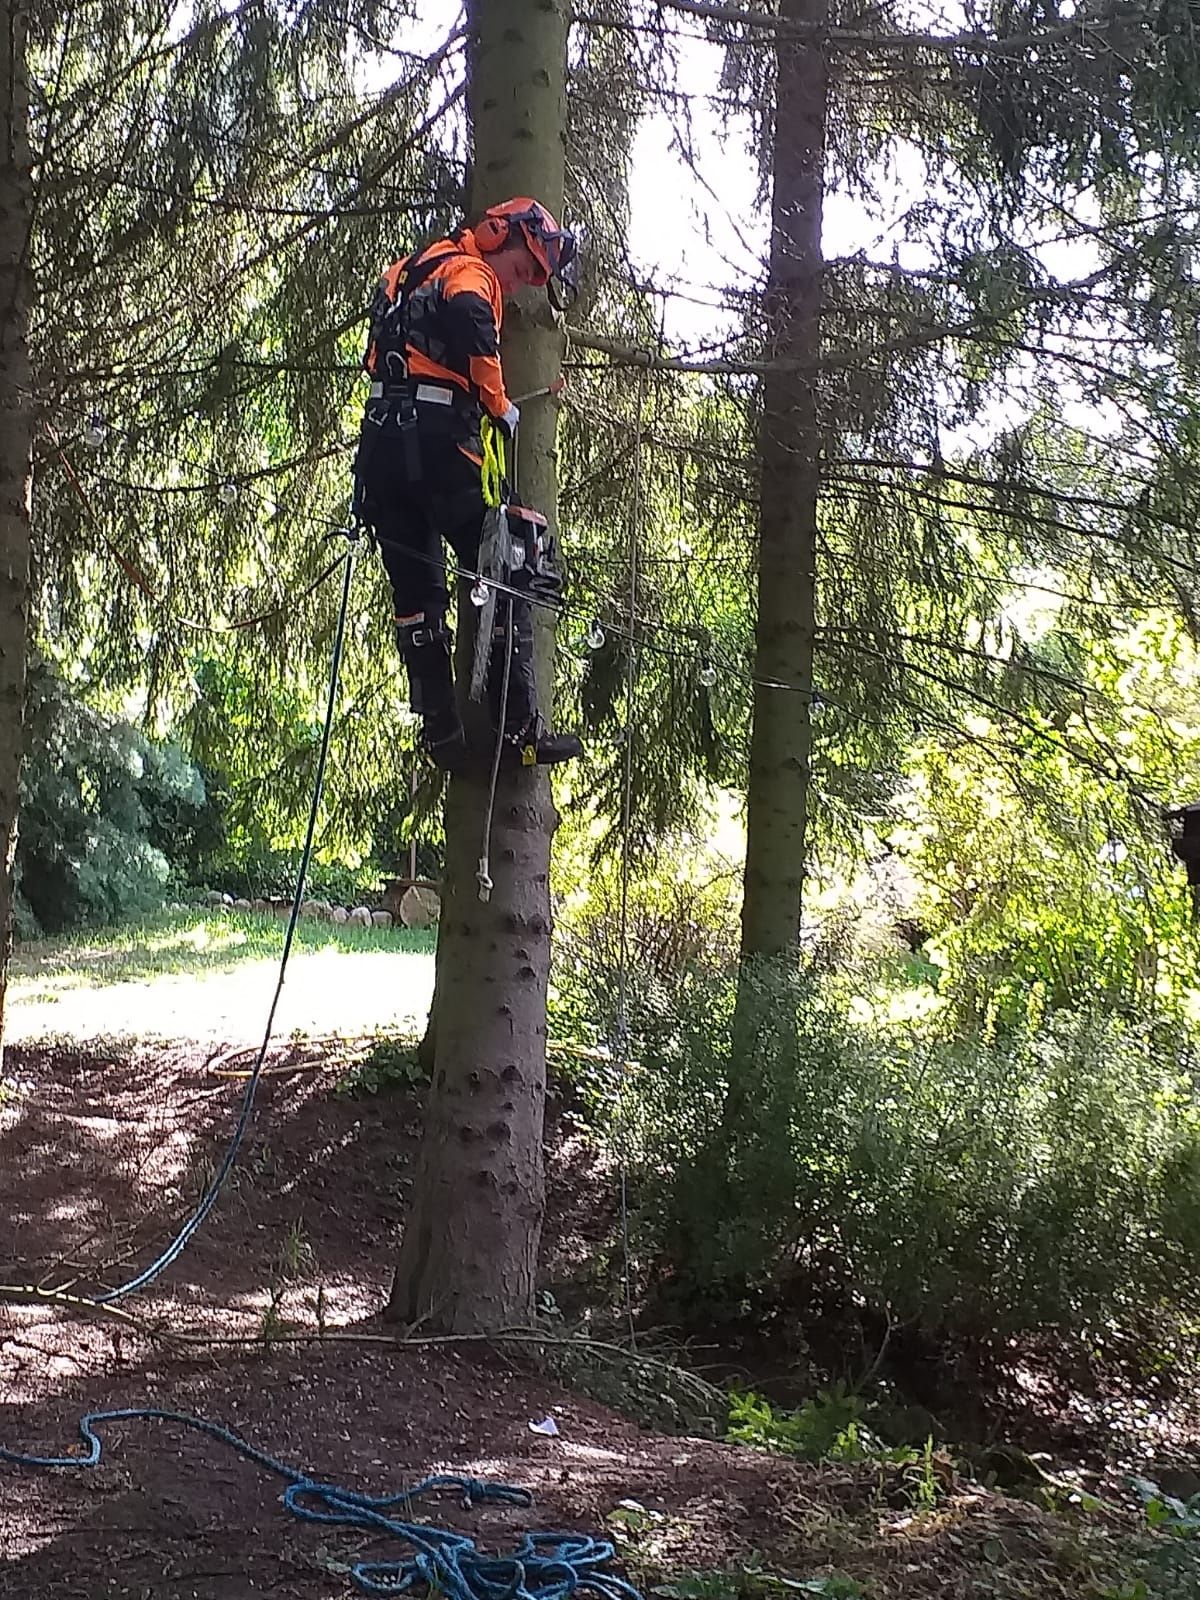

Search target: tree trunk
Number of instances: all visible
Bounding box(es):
[388,0,567,1333]
[0,0,33,1066]
[687,0,828,1287]
[740,0,827,961]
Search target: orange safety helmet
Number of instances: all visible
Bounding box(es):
[474,197,580,307]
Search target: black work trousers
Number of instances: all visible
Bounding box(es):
[360,401,485,617]
[358,401,538,737]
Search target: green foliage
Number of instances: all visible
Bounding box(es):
[550,831,740,1051]
[1136,1485,1200,1537]
[336,1033,428,1097]
[726,1391,940,1515]
[18,662,217,932]
[195,841,382,906]
[1107,1480,1200,1600]
[728,1389,874,1463]
[895,616,1200,1036]
[627,960,1200,1346]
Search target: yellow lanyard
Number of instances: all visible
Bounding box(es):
[479,416,506,509]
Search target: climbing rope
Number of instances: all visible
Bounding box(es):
[476,413,517,904]
[614,365,647,1058]
[90,532,360,1303]
[613,367,647,1352]
[0,1408,642,1600]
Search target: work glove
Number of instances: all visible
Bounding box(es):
[497,403,520,438]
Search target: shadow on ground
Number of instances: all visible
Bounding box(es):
[0,1043,1189,1600]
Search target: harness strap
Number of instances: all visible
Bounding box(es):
[367,242,465,378]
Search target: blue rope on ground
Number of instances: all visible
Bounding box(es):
[0,1408,643,1600]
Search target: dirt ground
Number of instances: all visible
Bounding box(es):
[0,1039,1168,1599]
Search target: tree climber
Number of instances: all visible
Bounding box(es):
[354,197,584,773]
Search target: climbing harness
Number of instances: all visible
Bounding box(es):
[364,241,462,387]
[0,1409,641,1600]
[356,238,477,512]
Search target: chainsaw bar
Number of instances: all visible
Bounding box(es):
[469,506,509,702]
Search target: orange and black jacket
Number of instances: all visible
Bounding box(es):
[366,229,512,421]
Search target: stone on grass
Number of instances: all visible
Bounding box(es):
[399,886,441,928]
[331,906,349,925]
[371,910,393,928]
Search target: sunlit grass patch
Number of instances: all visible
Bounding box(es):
[11,907,436,998]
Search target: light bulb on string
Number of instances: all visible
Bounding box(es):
[218,480,238,507]
[698,658,718,689]
[84,413,107,450]
[586,619,605,651]
[470,580,490,607]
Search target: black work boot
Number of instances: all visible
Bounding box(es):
[503,719,584,768]
[422,707,469,773]
[487,599,583,768]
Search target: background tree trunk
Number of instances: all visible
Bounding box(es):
[0,0,33,1065]
[740,0,827,961]
[388,0,567,1333]
[689,0,830,1285]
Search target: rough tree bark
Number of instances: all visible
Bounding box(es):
[388,0,567,1333]
[694,0,829,1269]
[0,0,33,1067]
[740,0,827,961]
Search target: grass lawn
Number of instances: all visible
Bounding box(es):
[6,907,437,1044]
[11,907,436,999]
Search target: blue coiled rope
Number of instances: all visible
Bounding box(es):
[1,536,641,1600]
[0,1408,642,1600]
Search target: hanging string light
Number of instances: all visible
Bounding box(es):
[219,480,239,506]
[470,579,490,607]
[84,413,107,449]
[698,657,717,688]
[586,618,605,650]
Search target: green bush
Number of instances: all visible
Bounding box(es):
[336,1033,429,1096]
[193,841,383,905]
[19,662,218,933]
[626,960,1200,1345]
[550,850,740,1050]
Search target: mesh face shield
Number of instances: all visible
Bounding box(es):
[540,224,580,310]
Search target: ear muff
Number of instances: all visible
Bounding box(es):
[474,199,579,300]
[474,214,512,253]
